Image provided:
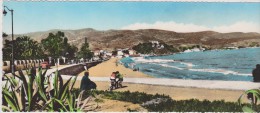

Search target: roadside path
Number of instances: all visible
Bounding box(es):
[61,75,260,91]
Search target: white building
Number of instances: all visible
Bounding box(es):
[106,52,113,56]
[158,45,164,49]
[129,49,136,55]
[150,41,159,45]
[94,50,100,56]
[117,50,124,56]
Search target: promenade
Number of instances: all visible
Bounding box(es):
[61,76,260,91]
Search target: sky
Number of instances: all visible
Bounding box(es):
[2,1,260,34]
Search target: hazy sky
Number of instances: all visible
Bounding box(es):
[2,2,260,34]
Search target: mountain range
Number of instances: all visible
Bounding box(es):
[4,28,260,51]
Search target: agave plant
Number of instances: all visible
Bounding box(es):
[238,89,260,112]
[2,68,42,111]
[2,67,98,112]
[65,90,94,112]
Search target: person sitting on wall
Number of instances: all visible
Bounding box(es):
[252,64,260,82]
[80,71,97,91]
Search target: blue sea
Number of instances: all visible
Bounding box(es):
[120,47,260,81]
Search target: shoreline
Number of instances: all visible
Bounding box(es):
[75,58,259,91]
[68,57,259,102]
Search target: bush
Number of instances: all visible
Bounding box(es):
[133,42,179,54]
[133,43,154,54]
[90,90,258,112]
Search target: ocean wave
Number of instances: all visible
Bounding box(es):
[133,57,195,68]
[156,63,251,76]
[132,57,196,68]
[189,68,251,76]
[157,63,184,70]
[179,62,194,67]
[132,57,175,63]
[131,56,251,77]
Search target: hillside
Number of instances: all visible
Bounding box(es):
[3,28,260,51]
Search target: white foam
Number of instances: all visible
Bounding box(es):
[151,62,251,76]
[131,57,251,76]
[179,62,195,67]
[188,68,251,76]
[157,63,184,70]
[133,57,175,63]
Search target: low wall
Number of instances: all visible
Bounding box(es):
[58,61,102,75]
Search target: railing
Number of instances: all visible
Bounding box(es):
[2,59,45,73]
[58,61,102,75]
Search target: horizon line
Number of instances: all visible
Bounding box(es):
[4,28,260,35]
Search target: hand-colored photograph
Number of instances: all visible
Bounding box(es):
[1,1,260,112]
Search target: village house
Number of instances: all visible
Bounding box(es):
[93,48,101,56]
[150,40,161,48]
[128,49,136,55]
[117,49,124,56]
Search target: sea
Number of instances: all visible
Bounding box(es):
[120,47,260,81]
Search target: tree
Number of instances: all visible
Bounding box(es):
[66,45,78,60]
[2,40,12,61]
[132,43,153,54]
[2,36,44,60]
[77,37,93,59]
[41,31,66,59]
[2,32,8,37]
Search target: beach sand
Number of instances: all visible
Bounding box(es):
[72,81,244,102]
[69,80,244,112]
[74,58,246,102]
[78,58,151,78]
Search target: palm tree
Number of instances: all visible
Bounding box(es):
[3,36,44,60]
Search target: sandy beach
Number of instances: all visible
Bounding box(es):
[78,58,151,78]
[73,58,252,102]
[71,81,244,102]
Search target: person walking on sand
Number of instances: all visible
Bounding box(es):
[252,64,260,82]
[80,71,97,91]
[115,71,124,88]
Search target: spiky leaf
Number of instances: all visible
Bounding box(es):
[242,106,256,112]
[3,90,18,111]
[53,98,69,111]
[59,77,72,100]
